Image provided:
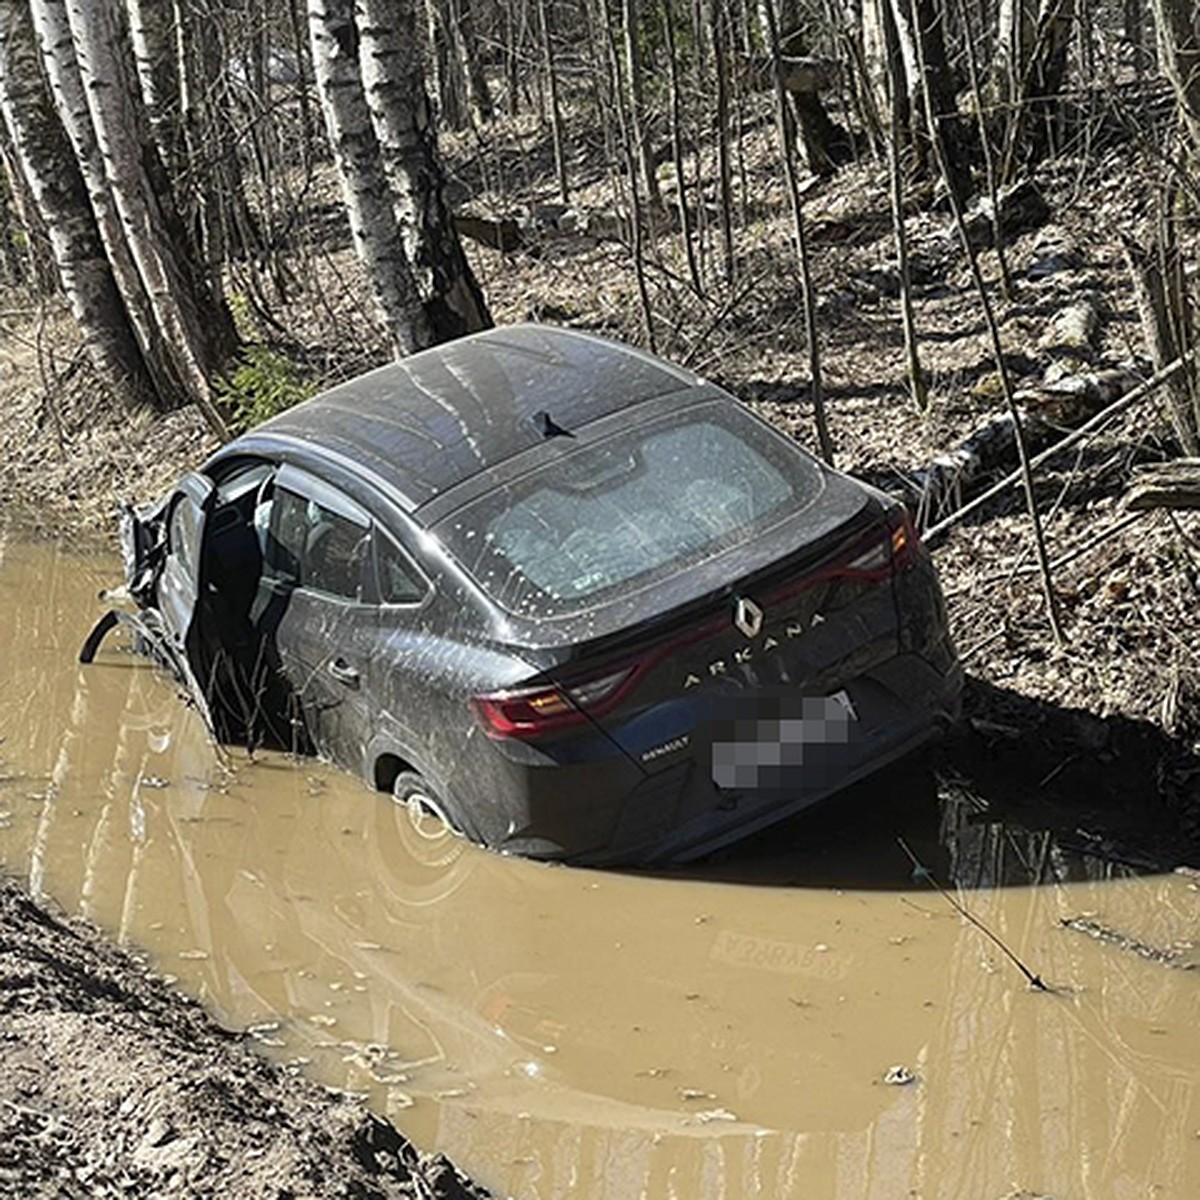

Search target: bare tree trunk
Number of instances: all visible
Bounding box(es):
[30,0,159,354]
[538,0,569,203]
[862,0,909,145]
[994,0,1037,102]
[0,129,24,287]
[308,0,431,355]
[889,0,971,204]
[605,19,656,350]
[451,0,493,126]
[764,0,832,464]
[1125,0,1147,73]
[708,0,736,286]
[64,0,232,431]
[0,119,49,289]
[623,0,662,210]
[888,70,927,411]
[1123,227,1200,455]
[0,0,156,410]
[662,0,702,294]
[175,0,259,288]
[503,1,521,117]
[355,0,491,341]
[764,7,850,175]
[124,0,177,166]
[425,0,468,129]
[912,4,1064,643]
[1152,0,1200,164]
[956,0,1014,302]
[997,0,1077,178]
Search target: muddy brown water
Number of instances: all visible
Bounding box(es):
[1,528,1197,1199]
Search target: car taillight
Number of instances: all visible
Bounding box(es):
[471,664,639,739]
[890,510,920,567]
[835,510,919,580]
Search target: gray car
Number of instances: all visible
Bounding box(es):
[83,325,962,864]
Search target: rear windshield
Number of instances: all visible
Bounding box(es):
[435,403,823,618]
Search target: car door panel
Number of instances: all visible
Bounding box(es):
[158,473,217,656]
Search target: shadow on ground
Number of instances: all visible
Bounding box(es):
[667,674,1200,890]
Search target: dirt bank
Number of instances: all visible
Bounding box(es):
[0,875,491,1199]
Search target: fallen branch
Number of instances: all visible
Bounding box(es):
[1125,458,1200,511]
[924,354,1193,542]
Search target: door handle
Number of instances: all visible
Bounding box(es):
[327,657,360,688]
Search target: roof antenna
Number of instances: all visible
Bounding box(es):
[532,410,574,439]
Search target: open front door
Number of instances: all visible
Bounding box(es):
[157,472,217,663]
[80,472,221,737]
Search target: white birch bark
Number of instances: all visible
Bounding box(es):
[308,0,432,355]
[355,0,490,341]
[994,0,1037,105]
[0,0,154,409]
[124,0,176,163]
[861,0,901,132]
[30,0,159,367]
[63,0,230,429]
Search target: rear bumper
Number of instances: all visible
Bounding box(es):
[471,647,961,866]
[584,650,962,866]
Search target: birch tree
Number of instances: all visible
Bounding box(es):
[995,0,1077,177]
[125,0,177,166]
[308,0,433,354]
[30,0,164,384]
[356,0,491,340]
[60,0,234,428]
[0,0,154,409]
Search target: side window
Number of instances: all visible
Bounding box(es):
[374,531,427,604]
[264,488,306,584]
[168,497,202,576]
[265,485,369,600]
[305,506,368,599]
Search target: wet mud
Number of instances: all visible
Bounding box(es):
[1,527,1199,1199]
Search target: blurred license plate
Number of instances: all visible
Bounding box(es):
[709,690,857,790]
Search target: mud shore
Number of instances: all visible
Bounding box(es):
[0,875,491,1199]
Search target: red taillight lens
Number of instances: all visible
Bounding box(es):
[471,664,638,739]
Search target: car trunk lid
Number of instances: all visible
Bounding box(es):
[471,489,911,771]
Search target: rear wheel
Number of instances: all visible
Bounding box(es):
[385,771,467,878]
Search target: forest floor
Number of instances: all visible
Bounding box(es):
[2,96,1200,1195]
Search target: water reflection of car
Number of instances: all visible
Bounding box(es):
[82,325,961,865]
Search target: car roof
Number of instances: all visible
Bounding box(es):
[243,324,699,512]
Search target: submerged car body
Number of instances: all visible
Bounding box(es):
[83,325,961,865]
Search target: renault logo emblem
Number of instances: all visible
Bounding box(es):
[733,596,764,639]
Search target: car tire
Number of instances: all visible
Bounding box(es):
[387,771,466,874]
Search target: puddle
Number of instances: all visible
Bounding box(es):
[0,528,1198,1199]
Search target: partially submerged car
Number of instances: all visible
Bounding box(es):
[82,325,961,865]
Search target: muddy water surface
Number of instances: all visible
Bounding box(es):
[1,528,1197,1199]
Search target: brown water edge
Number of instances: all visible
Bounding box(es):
[0,528,1197,1199]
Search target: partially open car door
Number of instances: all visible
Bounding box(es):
[80,474,218,732]
[154,473,217,656]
